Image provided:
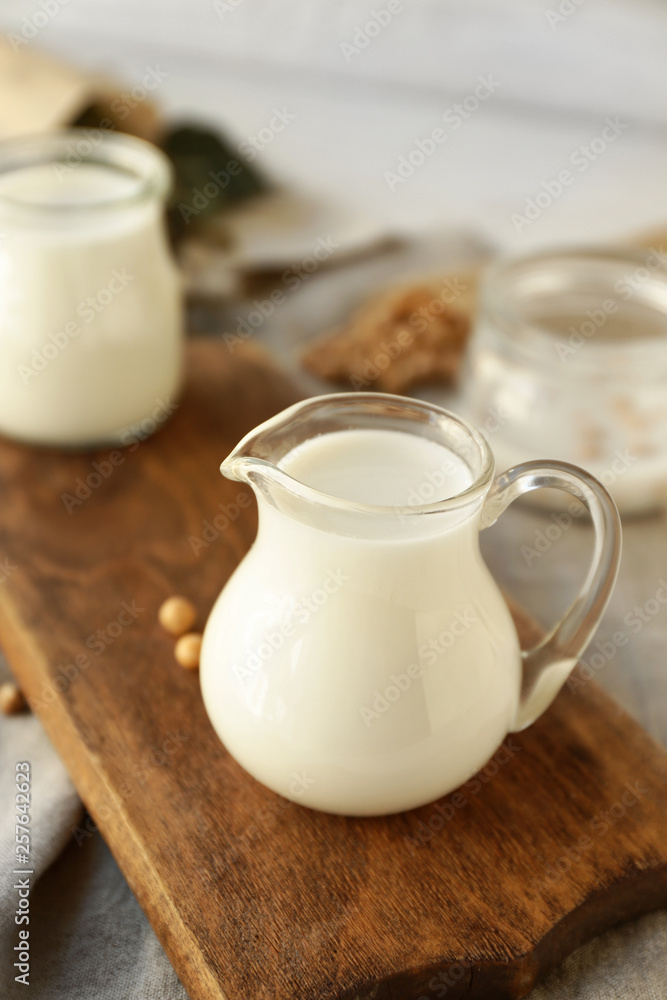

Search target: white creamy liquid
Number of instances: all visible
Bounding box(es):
[201,427,522,815]
[280,428,473,506]
[0,162,182,446]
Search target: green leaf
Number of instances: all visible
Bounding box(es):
[162,124,267,239]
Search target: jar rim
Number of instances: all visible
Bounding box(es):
[0,129,172,215]
[480,245,667,372]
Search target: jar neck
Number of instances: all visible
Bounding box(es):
[479,246,667,379]
[0,129,171,226]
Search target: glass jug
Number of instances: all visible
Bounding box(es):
[200,394,621,815]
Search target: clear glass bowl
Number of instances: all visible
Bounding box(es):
[460,246,667,514]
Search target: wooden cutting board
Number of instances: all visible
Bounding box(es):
[0,339,665,1000]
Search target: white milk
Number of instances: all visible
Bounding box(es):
[200,428,522,815]
[0,161,182,446]
[280,428,473,505]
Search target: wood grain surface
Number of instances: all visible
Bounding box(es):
[0,338,665,1000]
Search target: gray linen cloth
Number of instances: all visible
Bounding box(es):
[0,694,188,999]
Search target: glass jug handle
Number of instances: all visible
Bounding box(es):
[480,460,622,731]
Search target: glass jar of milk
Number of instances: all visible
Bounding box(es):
[461,247,667,515]
[0,130,183,447]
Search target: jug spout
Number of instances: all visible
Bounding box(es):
[220,447,266,486]
[220,438,284,495]
[218,398,315,503]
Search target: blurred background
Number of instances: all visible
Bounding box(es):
[1,0,665,245]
